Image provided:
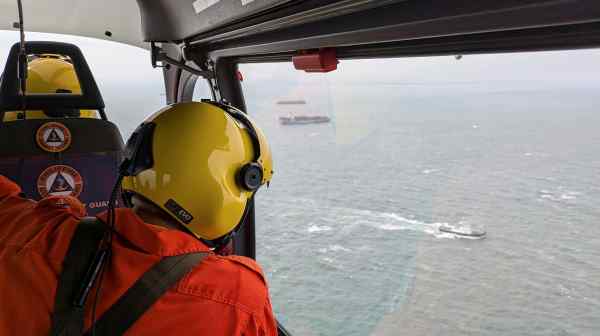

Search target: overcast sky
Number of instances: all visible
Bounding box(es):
[3,29,600,86]
[1,29,599,135]
[242,49,600,86]
[0,31,158,82]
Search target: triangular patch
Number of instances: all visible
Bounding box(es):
[49,172,74,193]
[46,129,63,143]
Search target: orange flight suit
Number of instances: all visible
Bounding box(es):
[0,175,278,335]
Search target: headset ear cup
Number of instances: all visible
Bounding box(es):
[238,163,263,191]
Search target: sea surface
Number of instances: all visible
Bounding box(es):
[241,80,600,336]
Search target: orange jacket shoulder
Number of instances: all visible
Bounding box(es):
[176,254,270,315]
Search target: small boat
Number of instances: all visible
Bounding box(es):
[279,115,331,125]
[439,225,486,238]
[276,100,307,105]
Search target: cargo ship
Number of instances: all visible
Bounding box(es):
[276,100,331,125]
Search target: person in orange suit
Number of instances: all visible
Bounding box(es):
[0,101,277,335]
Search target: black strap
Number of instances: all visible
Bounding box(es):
[51,217,107,336]
[83,252,208,336]
[51,218,209,336]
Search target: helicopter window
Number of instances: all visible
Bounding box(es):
[240,49,600,335]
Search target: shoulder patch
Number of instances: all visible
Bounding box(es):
[36,122,72,153]
[37,165,83,198]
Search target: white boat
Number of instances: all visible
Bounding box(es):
[439,225,486,238]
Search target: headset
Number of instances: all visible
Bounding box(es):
[120,100,264,192]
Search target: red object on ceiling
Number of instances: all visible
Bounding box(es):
[292,48,338,73]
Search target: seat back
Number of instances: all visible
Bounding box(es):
[0,41,124,215]
[0,118,123,214]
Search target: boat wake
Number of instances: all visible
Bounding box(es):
[370,213,485,239]
[278,198,486,240]
[538,188,582,203]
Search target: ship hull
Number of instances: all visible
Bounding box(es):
[279,116,331,125]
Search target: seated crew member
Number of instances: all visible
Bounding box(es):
[0,102,277,335]
[2,54,97,121]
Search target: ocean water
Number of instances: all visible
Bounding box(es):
[244,81,600,335]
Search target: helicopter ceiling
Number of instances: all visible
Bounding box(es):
[0,0,144,48]
[1,0,598,59]
[0,0,304,50]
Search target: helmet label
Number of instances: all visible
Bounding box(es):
[165,199,194,224]
[36,122,72,153]
[37,165,84,198]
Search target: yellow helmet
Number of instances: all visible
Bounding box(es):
[2,55,97,121]
[121,102,273,241]
[27,55,83,95]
